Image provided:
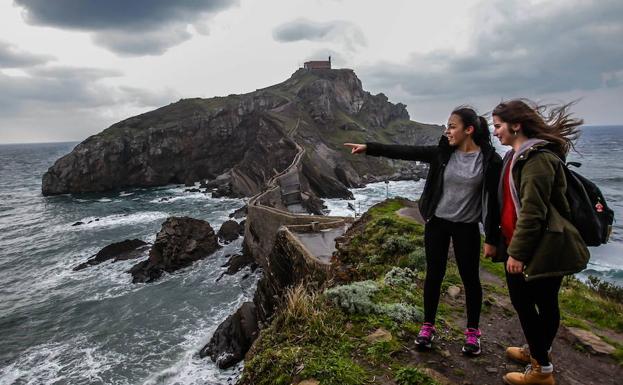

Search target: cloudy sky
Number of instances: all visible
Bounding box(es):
[0,0,621,143]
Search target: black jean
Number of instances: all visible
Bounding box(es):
[505,270,563,366]
[423,215,482,329]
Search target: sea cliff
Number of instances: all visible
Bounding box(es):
[237,197,623,385]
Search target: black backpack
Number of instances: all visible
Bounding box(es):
[541,149,614,246]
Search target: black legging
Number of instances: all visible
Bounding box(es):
[506,271,563,366]
[423,215,483,329]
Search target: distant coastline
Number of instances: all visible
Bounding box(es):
[2,124,621,146]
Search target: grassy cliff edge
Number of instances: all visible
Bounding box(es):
[238,197,623,385]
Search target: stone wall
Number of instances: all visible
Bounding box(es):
[243,140,353,269]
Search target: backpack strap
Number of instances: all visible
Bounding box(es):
[535,148,571,218]
[538,148,582,169]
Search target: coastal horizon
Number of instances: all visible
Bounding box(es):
[1,124,622,146]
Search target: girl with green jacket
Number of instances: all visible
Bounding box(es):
[492,99,589,385]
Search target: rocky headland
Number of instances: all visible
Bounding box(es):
[42,68,441,205]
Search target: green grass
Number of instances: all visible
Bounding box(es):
[365,338,403,365]
[394,366,440,385]
[479,253,506,279]
[300,350,368,385]
[598,335,623,366]
[613,345,623,366]
[96,96,235,139]
[336,198,426,281]
[560,315,591,330]
[239,286,369,385]
[560,276,623,333]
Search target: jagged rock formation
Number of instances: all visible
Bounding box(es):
[219,252,257,278]
[128,216,220,283]
[202,225,334,368]
[73,239,149,271]
[199,301,259,369]
[42,68,442,204]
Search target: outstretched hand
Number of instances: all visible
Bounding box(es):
[343,143,367,154]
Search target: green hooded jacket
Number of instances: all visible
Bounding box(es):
[497,141,590,281]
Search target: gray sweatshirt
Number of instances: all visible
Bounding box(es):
[434,149,484,223]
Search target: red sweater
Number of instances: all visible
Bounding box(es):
[501,161,517,246]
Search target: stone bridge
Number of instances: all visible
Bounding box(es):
[243,130,354,274]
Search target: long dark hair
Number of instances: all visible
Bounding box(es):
[492,99,583,157]
[451,106,492,148]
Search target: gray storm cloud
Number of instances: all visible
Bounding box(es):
[13,0,240,56]
[359,0,623,100]
[0,40,53,68]
[273,18,367,52]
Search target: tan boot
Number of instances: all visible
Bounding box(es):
[506,345,532,364]
[506,345,553,365]
[502,358,555,385]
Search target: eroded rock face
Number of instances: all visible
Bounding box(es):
[73,239,149,271]
[199,302,258,369]
[294,69,408,127]
[42,111,298,197]
[128,217,221,283]
[301,155,354,199]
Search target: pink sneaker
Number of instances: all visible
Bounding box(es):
[462,328,481,356]
[416,322,436,349]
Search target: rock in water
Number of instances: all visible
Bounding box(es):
[73,239,149,271]
[228,205,247,219]
[217,220,243,243]
[199,302,258,369]
[219,252,257,278]
[128,216,221,283]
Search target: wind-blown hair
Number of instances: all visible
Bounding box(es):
[492,99,583,157]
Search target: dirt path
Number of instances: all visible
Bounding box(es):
[393,205,622,385]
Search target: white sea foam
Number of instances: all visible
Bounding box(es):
[0,336,126,385]
[1,246,257,384]
[141,292,252,385]
[148,190,245,205]
[148,193,208,204]
[66,211,169,230]
[1,246,129,315]
[323,179,425,217]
